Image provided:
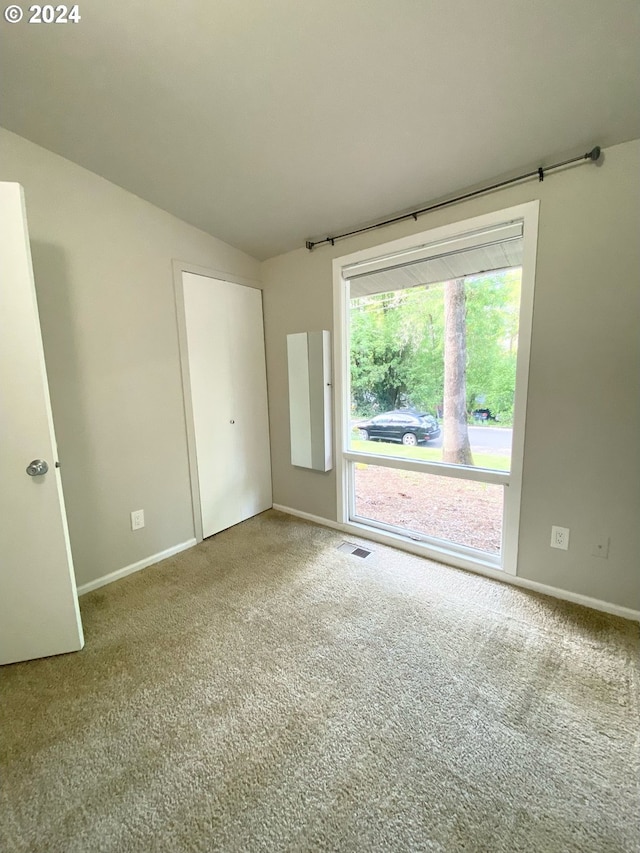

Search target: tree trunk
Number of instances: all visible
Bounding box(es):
[443,278,474,465]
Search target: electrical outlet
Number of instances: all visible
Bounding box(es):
[131,509,145,531]
[591,538,610,558]
[550,525,569,550]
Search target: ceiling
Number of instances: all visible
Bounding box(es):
[1,1,639,260]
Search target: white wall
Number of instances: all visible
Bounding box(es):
[3,125,637,612]
[261,139,640,611]
[0,128,261,587]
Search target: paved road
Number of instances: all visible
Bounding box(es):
[430,426,512,453]
[352,420,512,453]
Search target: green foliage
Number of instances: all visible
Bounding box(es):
[350,286,445,416]
[465,272,520,421]
[350,293,414,412]
[350,270,520,422]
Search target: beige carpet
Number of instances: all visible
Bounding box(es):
[1,510,638,853]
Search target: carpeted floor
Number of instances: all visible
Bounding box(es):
[1,510,639,852]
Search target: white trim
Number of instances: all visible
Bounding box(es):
[271,505,640,622]
[348,512,502,568]
[332,257,350,525]
[344,450,510,485]
[272,503,345,532]
[343,517,503,575]
[333,201,539,578]
[172,259,262,291]
[501,201,539,575]
[505,576,640,623]
[173,267,203,543]
[77,539,197,595]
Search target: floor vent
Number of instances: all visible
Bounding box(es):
[337,542,372,559]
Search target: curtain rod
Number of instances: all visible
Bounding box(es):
[305,146,601,252]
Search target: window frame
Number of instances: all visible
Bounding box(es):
[332,201,540,577]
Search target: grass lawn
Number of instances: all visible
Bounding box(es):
[349,439,510,472]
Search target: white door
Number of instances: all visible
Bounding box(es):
[182,272,272,538]
[0,183,84,666]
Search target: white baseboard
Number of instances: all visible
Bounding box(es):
[270,505,640,622]
[272,504,345,532]
[503,574,640,622]
[76,539,197,596]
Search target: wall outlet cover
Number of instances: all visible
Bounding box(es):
[551,525,570,550]
[131,509,145,531]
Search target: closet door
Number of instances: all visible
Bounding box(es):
[182,272,272,538]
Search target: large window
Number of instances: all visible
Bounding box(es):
[334,204,539,575]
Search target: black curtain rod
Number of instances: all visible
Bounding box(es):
[305,146,601,251]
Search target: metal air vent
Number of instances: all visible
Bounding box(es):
[337,542,372,558]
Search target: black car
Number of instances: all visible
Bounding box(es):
[355,410,441,446]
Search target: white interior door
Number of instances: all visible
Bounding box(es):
[182,272,272,538]
[0,183,84,666]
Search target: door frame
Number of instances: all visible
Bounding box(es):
[172,260,264,543]
[332,201,539,577]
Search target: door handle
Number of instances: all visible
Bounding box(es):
[26,459,49,477]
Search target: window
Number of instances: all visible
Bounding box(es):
[333,203,539,575]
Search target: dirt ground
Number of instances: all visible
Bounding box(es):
[354,465,502,554]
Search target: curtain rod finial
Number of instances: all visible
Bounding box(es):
[588,146,601,162]
[305,240,314,251]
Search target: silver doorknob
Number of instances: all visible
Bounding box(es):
[26,459,49,476]
[230,419,235,424]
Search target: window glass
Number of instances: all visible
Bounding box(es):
[353,464,503,555]
[349,267,521,472]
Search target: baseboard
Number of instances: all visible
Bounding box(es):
[272,504,345,532]
[505,576,640,622]
[76,539,197,596]
[270,505,640,622]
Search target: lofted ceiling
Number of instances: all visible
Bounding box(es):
[1,0,639,260]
